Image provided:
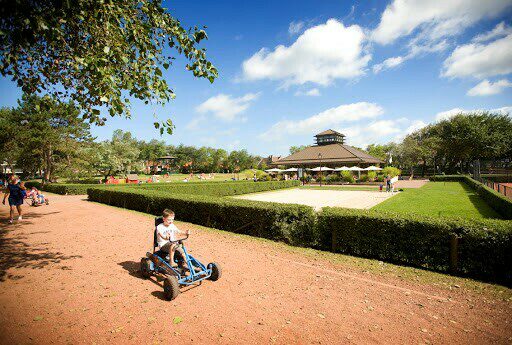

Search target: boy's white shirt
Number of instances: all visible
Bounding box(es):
[156,223,180,247]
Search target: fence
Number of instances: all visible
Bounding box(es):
[480,178,512,199]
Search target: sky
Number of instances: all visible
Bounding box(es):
[1,0,512,156]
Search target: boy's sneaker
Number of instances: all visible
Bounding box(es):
[8,219,13,224]
[18,216,22,221]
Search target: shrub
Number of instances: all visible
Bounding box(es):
[341,171,354,183]
[317,207,512,284]
[87,187,316,246]
[367,171,377,181]
[359,174,369,182]
[376,174,384,182]
[326,174,340,183]
[382,166,401,177]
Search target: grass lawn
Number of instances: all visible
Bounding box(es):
[300,185,380,192]
[372,181,502,219]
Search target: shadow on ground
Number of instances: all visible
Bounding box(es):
[0,211,81,282]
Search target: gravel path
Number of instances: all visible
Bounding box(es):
[0,195,510,344]
[236,188,396,210]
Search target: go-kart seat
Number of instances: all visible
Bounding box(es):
[153,217,168,259]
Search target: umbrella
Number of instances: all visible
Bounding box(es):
[348,166,363,171]
[364,166,382,171]
[334,166,350,171]
[283,168,298,172]
[310,166,334,172]
[265,168,283,173]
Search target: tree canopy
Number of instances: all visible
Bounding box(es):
[0,0,218,133]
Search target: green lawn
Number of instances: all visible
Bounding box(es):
[372,182,502,219]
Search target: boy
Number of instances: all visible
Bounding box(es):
[156,209,189,269]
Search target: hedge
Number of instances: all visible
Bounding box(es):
[318,207,512,284]
[134,180,301,196]
[87,187,316,246]
[430,175,512,219]
[22,180,300,196]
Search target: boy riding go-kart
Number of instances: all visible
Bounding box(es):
[140,209,221,300]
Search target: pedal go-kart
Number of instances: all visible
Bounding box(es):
[140,217,221,300]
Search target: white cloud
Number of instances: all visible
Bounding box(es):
[372,0,511,45]
[373,39,448,73]
[472,22,512,43]
[435,106,512,121]
[242,19,371,87]
[294,88,320,97]
[373,56,404,73]
[467,79,512,96]
[288,21,304,35]
[259,102,384,141]
[195,93,260,122]
[442,33,512,79]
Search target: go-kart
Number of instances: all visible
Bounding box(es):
[140,217,221,300]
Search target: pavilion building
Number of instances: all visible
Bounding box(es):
[271,129,383,168]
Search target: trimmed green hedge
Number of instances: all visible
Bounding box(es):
[134,180,301,196]
[24,180,300,196]
[430,175,512,219]
[87,187,316,246]
[318,207,512,284]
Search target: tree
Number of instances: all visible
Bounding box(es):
[289,145,309,155]
[95,130,141,178]
[0,107,22,173]
[10,94,93,182]
[0,0,218,132]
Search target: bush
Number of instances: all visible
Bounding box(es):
[87,187,316,246]
[367,171,377,181]
[382,166,401,177]
[359,174,369,182]
[326,174,340,183]
[318,207,512,284]
[376,174,384,182]
[341,171,354,183]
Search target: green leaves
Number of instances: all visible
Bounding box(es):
[0,0,218,132]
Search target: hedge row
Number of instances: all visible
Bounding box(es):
[87,186,512,285]
[430,175,512,219]
[87,187,316,246]
[318,207,512,283]
[133,180,301,196]
[24,182,98,195]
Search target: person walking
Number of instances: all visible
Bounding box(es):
[2,175,25,223]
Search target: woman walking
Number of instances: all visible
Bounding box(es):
[2,175,25,223]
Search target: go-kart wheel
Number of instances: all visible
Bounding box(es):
[140,258,152,279]
[207,262,222,281]
[163,276,180,301]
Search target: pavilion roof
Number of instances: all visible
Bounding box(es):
[314,129,344,137]
[271,143,382,166]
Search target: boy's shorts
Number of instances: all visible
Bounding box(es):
[8,197,23,207]
[160,242,173,253]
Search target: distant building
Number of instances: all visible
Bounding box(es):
[271,129,382,167]
[145,155,177,174]
[258,155,281,168]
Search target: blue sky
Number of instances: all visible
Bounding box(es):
[1,0,512,156]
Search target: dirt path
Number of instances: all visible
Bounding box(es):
[0,195,510,344]
[235,188,395,210]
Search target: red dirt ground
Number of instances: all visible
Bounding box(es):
[0,195,510,344]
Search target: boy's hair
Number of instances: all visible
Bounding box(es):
[162,209,175,218]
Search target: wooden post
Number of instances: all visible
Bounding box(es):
[449,234,458,273]
[331,229,337,253]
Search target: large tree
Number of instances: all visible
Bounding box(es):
[6,94,93,181]
[0,0,218,133]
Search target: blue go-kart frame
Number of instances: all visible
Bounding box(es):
[140,217,221,300]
